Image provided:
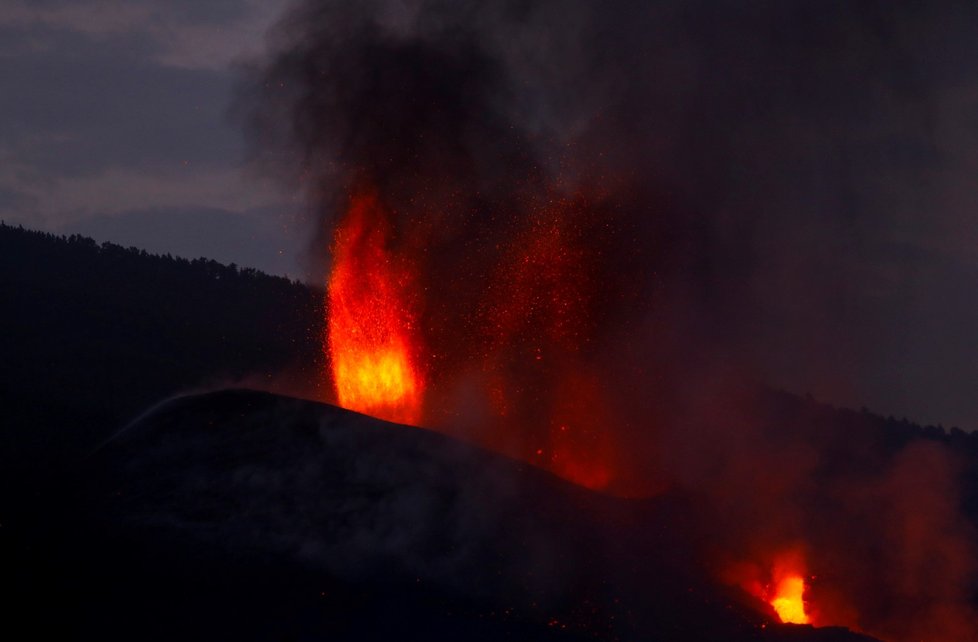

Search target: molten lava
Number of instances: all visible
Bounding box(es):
[323,186,619,490]
[766,551,811,624]
[326,190,424,425]
[770,574,809,624]
[726,550,813,626]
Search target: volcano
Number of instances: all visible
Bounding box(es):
[5,0,978,638]
[6,389,879,641]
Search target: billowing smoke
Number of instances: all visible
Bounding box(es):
[238,1,978,639]
[240,0,650,485]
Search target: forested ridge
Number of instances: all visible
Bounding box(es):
[0,222,323,476]
[2,221,977,498]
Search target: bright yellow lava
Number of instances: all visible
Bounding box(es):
[771,575,809,624]
[327,190,423,425]
[332,346,420,422]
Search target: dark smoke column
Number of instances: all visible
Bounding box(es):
[238,0,647,490]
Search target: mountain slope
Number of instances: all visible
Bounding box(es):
[5,389,878,641]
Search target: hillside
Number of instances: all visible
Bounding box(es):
[0,222,323,476]
[5,388,880,641]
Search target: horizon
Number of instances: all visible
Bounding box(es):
[4,217,977,436]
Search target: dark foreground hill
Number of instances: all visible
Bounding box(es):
[4,389,878,642]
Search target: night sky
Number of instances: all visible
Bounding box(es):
[0,0,301,275]
[6,0,978,432]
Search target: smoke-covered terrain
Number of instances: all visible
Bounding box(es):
[7,387,883,641]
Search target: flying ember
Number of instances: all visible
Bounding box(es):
[326,189,424,425]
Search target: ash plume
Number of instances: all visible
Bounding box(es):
[238,1,978,639]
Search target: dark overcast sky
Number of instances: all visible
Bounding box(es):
[0,0,305,276]
[6,0,978,432]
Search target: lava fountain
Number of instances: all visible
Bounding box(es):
[767,551,811,624]
[770,573,809,624]
[326,188,424,425]
[725,549,813,626]
[766,551,811,625]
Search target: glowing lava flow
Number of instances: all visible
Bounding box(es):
[326,190,424,425]
[727,551,813,626]
[770,574,809,624]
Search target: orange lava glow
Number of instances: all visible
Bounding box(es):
[477,195,614,490]
[326,189,424,425]
[771,574,809,624]
[725,549,814,626]
[323,185,620,490]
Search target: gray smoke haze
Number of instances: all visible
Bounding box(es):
[238,2,978,639]
[240,0,978,432]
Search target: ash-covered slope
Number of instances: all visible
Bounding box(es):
[7,389,878,642]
